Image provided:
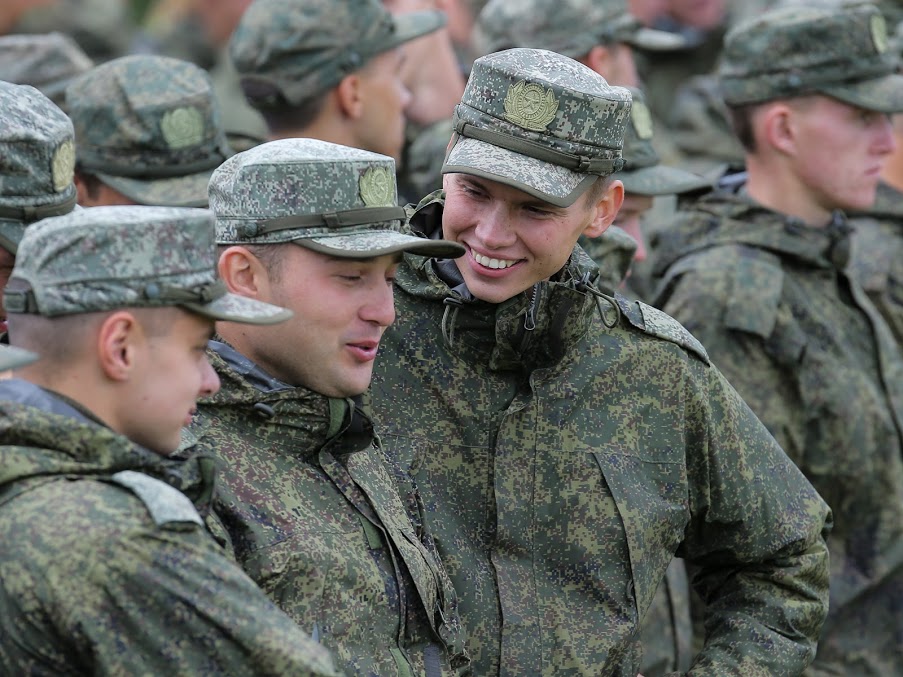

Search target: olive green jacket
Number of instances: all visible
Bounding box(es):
[0,379,338,677]
[367,193,831,676]
[182,342,468,677]
[653,179,903,675]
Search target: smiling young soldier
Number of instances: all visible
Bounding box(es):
[366,47,831,675]
[652,6,903,674]
[180,138,469,676]
[0,205,340,676]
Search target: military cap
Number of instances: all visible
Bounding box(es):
[231,0,445,106]
[0,345,38,372]
[211,138,464,259]
[0,82,77,255]
[0,32,93,109]
[617,87,711,196]
[4,206,291,325]
[475,0,685,59]
[66,55,233,208]
[719,3,903,112]
[442,48,631,207]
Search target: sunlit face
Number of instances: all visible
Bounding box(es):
[788,96,896,215]
[120,309,219,455]
[244,246,398,398]
[612,193,654,264]
[441,173,621,303]
[354,47,412,163]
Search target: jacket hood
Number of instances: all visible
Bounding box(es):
[0,379,192,492]
[654,176,854,277]
[402,192,621,372]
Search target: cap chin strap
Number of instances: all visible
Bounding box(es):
[236,206,407,239]
[452,114,625,174]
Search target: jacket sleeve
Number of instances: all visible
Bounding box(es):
[50,508,342,677]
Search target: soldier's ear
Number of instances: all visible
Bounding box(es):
[96,311,142,383]
[335,72,365,120]
[760,102,797,157]
[217,246,274,302]
[582,179,624,239]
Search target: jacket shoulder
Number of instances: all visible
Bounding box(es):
[109,470,203,528]
[615,295,710,364]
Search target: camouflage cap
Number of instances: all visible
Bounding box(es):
[231,0,445,106]
[475,0,685,58]
[617,87,712,196]
[0,82,77,256]
[66,55,233,208]
[443,48,631,207]
[211,138,464,259]
[0,345,38,371]
[4,206,292,325]
[719,4,903,112]
[0,32,93,109]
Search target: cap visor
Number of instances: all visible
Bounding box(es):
[96,168,215,208]
[183,292,293,325]
[389,10,446,48]
[0,345,39,371]
[443,137,596,207]
[821,73,903,114]
[297,229,464,259]
[627,27,687,51]
[619,165,713,196]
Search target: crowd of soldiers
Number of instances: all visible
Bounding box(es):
[0,0,901,675]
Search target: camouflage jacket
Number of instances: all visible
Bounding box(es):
[653,181,903,676]
[367,193,831,676]
[182,342,469,677]
[848,181,903,346]
[0,379,339,677]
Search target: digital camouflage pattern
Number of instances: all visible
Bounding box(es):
[5,206,291,325]
[614,87,711,197]
[474,0,684,58]
[181,342,469,676]
[444,48,630,207]
[579,225,637,293]
[719,4,903,111]
[231,0,445,105]
[210,138,463,259]
[0,32,92,109]
[0,81,76,255]
[652,178,903,675]
[66,54,233,207]
[848,181,903,345]
[0,379,339,676]
[366,191,831,676]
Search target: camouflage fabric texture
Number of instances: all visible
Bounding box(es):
[849,180,903,345]
[0,32,92,109]
[231,0,445,105]
[0,81,76,255]
[652,182,903,675]
[366,193,831,676]
[444,48,630,207]
[211,137,463,259]
[615,87,711,197]
[66,54,233,207]
[719,4,903,111]
[0,379,339,676]
[5,205,291,325]
[12,0,131,62]
[181,343,469,676]
[474,0,684,58]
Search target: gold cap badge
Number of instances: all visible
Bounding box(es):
[871,14,888,54]
[503,81,558,132]
[359,166,394,207]
[631,100,654,141]
[160,107,205,149]
[51,139,75,192]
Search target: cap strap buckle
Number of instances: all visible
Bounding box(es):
[145,279,228,304]
[256,206,407,235]
[0,192,77,223]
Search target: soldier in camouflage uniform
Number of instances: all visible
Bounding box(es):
[0,32,92,110]
[0,205,341,676]
[180,138,470,676]
[366,47,831,676]
[0,81,77,337]
[66,53,233,208]
[229,0,444,165]
[651,6,903,674]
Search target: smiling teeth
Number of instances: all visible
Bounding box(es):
[473,252,517,269]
